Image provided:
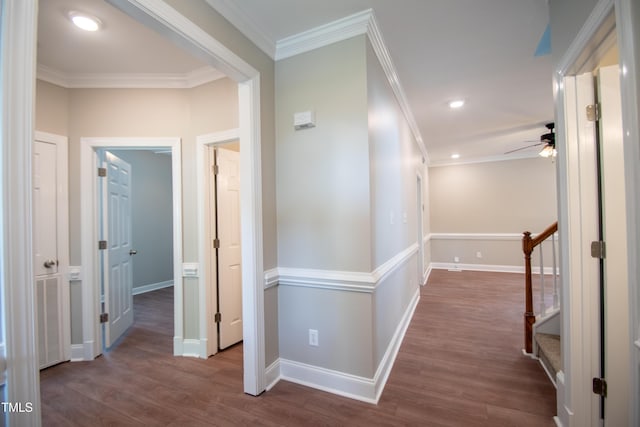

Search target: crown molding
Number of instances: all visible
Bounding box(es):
[428,151,540,167]
[204,0,276,58]
[275,9,372,61]
[36,64,225,89]
[364,11,429,164]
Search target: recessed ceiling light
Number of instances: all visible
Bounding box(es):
[449,100,465,109]
[451,153,460,159]
[69,11,102,32]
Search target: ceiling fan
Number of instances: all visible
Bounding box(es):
[504,122,556,157]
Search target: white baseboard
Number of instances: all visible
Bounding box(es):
[371,287,420,401]
[265,358,281,391]
[173,337,206,359]
[430,262,559,275]
[132,280,173,295]
[423,265,432,285]
[270,287,420,404]
[279,359,378,404]
[70,341,95,362]
[431,262,524,273]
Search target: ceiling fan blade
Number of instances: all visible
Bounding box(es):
[504,142,543,155]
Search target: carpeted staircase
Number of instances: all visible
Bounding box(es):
[535,333,561,385]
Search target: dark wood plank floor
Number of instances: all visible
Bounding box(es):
[40,270,556,426]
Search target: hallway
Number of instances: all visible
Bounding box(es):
[40,270,556,426]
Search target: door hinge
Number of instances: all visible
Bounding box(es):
[593,377,607,397]
[98,240,108,250]
[98,167,107,177]
[213,238,220,249]
[212,165,219,175]
[214,312,222,323]
[591,241,606,259]
[99,313,109,323]
[586,103,600,122]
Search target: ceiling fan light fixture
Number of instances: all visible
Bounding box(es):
[538,144,556,158]
[449,99,465,109]
[69,11,102,32]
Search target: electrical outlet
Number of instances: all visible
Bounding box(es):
[454,256,460,263]
[476,251,482,259]
[309,329,319,347]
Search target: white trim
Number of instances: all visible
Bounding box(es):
[37,64,225,89]
[276,287,420,403]
[431,262,524,274]
[80,137,183,361]
[428,151,539,167]
[70,344,86,362]
[279,359,378,404]
[265,358,281,391]
[429,232,522,241]
[107,0,259,82]
[196,128,241,357]
[275,10,371,60]
[431,262,559,275]
[371,287,420,402]
[277,244,418,293]
[365,12,428,163]
[263,268,279,289]
[132,280,174,295]
[203,0,276,58]
[1,0,42,424]
[181,339,207,358]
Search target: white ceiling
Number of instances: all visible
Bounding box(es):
[37,0,554,165]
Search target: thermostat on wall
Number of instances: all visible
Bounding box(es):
[294,110,316,130]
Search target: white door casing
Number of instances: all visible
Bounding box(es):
[80,137,183,361]
[33,131,70,369]
[102,151,134,348]
[216,147,243,349]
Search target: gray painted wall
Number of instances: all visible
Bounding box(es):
[276,35,428,379]
[109,150,173,290]
[276,36,371,272]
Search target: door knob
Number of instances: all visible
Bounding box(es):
[129,250,138,256]
[43,259,57,268]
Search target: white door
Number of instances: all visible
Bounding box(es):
[216,148,243,349]
[102,151,134,348]
[598,64,630,426]
[33,133,70,368]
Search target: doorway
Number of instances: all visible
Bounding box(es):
[101,149,175,352]
[80,137,183,360]
[555,7,634,425]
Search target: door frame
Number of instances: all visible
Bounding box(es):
[86,0,266,396]
[80,138,183,359]
[197,128,240,357]
[553,0,640,425]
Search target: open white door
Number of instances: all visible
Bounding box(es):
[216,147,243,350]
[33,132,70,368]
[102,151,134,348]
[598,64,630,426]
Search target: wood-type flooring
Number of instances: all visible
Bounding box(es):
[40,270,556,426]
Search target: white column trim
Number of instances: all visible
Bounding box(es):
[1,0,41,424]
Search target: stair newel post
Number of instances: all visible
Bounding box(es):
[523,231,535,354]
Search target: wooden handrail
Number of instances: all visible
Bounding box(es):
[522,222,558,354]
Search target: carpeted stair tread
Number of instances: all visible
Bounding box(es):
[535,333,561,381]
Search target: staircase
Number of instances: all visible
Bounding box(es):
[522,222,561,387]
